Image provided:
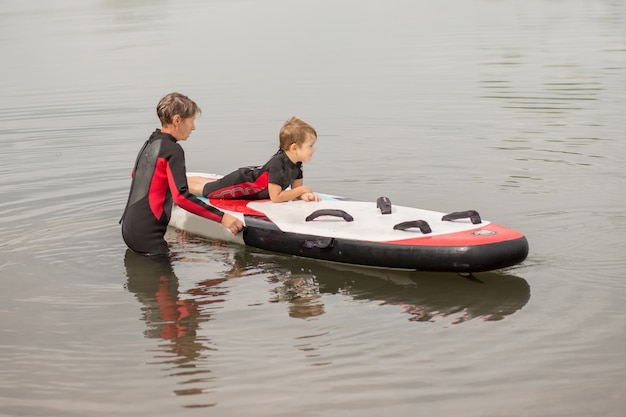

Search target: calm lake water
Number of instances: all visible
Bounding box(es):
[1,0,625,416]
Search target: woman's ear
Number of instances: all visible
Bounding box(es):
[172,114,181,126]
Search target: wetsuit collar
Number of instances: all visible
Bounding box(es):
[276,148,302,168]
[151,128,177,143]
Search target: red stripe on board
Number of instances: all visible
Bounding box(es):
[207,198,267,216]
[383,224,525,246]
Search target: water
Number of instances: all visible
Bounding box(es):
[1,0,625,416]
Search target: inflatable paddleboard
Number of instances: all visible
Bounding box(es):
[169,173,529,272]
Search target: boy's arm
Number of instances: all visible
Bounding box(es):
[292,179,320,202]
[268,181,319,202]
[268,182,312,202]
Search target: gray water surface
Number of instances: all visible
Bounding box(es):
[1,0,625,416]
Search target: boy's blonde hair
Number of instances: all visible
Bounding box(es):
[279,116,317,150]
[156,92,202,125]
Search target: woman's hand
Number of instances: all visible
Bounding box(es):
[221,213,244,234]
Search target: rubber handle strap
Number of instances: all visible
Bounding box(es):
[441,210,482,224]
[305,209,354,222]
[376,196,392,214]
[393,220,432,234]
[303,238,334,249]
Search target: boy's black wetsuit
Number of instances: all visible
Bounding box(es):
[120,129,224,255]
[202,149,303,199]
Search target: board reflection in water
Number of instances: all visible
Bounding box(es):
[123,233,530,409]
[240,250,530,324]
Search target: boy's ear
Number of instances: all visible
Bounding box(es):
[288,142,298,151]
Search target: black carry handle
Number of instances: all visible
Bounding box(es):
[305,209,354,222]
[303,237,334,249]
[441,210,482,224]
[393,220,432,234]
[376,196,392,215]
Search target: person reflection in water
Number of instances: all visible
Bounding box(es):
[269,274,325,319]
[124,249,228,399]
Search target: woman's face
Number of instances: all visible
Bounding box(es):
[172,115,196,141]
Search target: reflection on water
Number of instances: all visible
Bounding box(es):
[125,235,530,407]
[270,273,326,319]
[124,250,221,407]
[245,251,530,324]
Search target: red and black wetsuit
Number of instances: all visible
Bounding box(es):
[202,149,303,199]
[120,129,224,255]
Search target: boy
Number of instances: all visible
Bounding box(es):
[120,92,244,256]
[188,116,320,202]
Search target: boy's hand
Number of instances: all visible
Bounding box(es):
[300,192,320,202]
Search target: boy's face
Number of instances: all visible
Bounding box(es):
[295,134,316,163]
